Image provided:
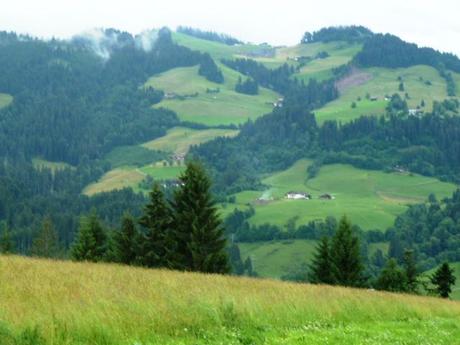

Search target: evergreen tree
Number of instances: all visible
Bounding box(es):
[112,213,139,265]
[309,237,334,284]
[139,184,174,268]
[376,258,407,292]
[172,162,230,273]
[228,243,244,275]
[330,216,364,287]
[403,249,418,293]
[31,216,59,258]
[71,211,107,262]
[0,224,14,254]
[431,262,456,298]
[244,256,254,276]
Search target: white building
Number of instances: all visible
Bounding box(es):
[285,191,311,200]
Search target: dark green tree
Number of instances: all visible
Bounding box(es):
[399,82,405,91]
[403,249,419,293]
[431,262,456,298]
[331,216,364,287]
[309,237,334,284]
[376,258,407,292]
[31,216,59,258]
[71,211,107,262]
[172,162,230,273]
[112,213,139,265]
[139,184,174,268]
[244,256,254,276]
[0,223,14,254]
[228,243,244,275]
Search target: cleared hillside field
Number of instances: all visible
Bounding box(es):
[315,65,449,123]
[0,93,13,108]
[0,256,459,345]
[146,65,278,126]
[142,126,238,155]
[230,159,457,230]
[83,167,145,196]
[239,240,389,279]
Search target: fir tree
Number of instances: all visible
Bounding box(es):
[244,256,254,276]
[113,213,139,265]
[403,249,419,293]
[309,237,334,284]
[71,211,107,262]
[0,223,14,254]
[376,258,407,292]
[431,262,456,298]
[172,162,230,273]
[330,216,364,287]
[31,216,59,258]
[139,184,174,268]
[228,243,244,275]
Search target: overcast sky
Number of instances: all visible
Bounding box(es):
[1,0,459,55]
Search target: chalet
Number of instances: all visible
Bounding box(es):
[285,191,311,200]
[319,193,334,200]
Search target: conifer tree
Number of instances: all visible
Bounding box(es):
[0,223,14,254]
[31,216,59,258]
[71,211,107,262]
[431,262,456,298]
[403,249,419,293]
[376,258,407,292]
[172,162,230,273]
[244,256,254,276]
[228,243,244,275]
[139,184,174,268]
[309,236,334,284]
[330,216,364,287]
[113,213,139,265]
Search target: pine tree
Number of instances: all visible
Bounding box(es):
[0,223,14,254]
[431,262,456,298]
[139,184,174,268]
[376,258,407,292]
[309,237,334,284]
[71,211,107,262]
[112,213,139,265]
[244,256,254,276]
[228,243,244,275]
[31,216,59,258]
[403,249,418,293]
[172,162,230,273]
[330,216,364,287]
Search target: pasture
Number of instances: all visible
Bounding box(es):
[142,126,238,155]
[0,255,459,344]
[315,65,450,123]
[146,65,278,126]
[0,93,13,108]
[230,159,457,230]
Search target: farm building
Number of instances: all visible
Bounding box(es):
[408,108,423,117]
[319,193,334,200]
[285,191,311,200]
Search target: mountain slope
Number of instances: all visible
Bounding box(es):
[1,255,459,345]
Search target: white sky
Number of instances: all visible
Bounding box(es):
[1,0,459,55]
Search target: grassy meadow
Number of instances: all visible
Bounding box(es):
[0,255,459,345]
[228,159,457,230]
[142,126,238,155]
[32,158,74,173]
[145,65,278,126]
[0,93,13,109]
[83,167,146,196]
[315,65,450,123]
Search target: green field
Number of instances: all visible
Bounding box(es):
[146,65,278,126]
[139,163,185,180]
[83,167,146,196]
[316,65,450,123]
[1,255,459,345]
[0,93,13,108]
[229,159,457,230]
[142,126,238,154]
[32,158,74,172]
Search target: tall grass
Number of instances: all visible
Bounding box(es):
[0,255,459,344]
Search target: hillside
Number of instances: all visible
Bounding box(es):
[0,255,459,345]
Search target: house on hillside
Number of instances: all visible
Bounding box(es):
[408,108,423,117]
[319,193,334,200]
[285,191,311,200]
